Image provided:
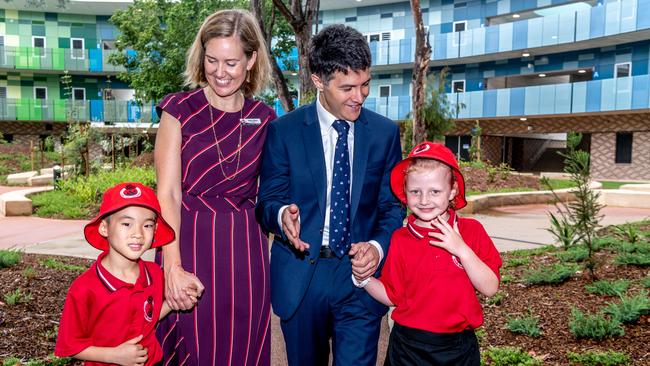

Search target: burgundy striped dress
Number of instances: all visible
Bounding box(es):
[155,89,275,366]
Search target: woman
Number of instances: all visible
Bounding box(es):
[154,9,275,365]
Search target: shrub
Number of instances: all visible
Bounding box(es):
[482,346,542,366]
[554,246,589,263]
[613,223,641,244]
[3,288,33,305]
[603,290,650,324]
[0,249,22,268]
[506,312,541,337]
[566,350,629,366]
[485,292,504,306]
[41,325,59,342]
[39,258,86,272]
[32,190,93,219]
[585,280,630,297]
[610,240,650,255]
[500,274,514,284]
[508,245,555,258]
[503,257,529,268]
[569,308,624,339]
[547,212,578,249]
[523,263,578,285]
[641,276,650,288]
[22,267,38,280]
[60,165,156,204]
[614,252,650,267]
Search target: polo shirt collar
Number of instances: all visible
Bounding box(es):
[406,209,457,240]
[94,251,152,292]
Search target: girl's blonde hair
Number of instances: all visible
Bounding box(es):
[184,9,270,97]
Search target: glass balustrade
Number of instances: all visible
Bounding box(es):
[0,46,125,73]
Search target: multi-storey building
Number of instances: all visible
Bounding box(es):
[2,0,649,180]
[319,0,650,180]
[0,0,152,147]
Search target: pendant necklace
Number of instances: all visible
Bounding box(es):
[207,89,244,180]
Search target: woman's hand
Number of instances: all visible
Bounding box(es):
[165,264,205,310]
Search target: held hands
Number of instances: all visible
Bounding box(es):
[282,204,310,252]
[428,216,470,258]
[349,243,380,282]
[165,264,205,310]
[113,335,148,366]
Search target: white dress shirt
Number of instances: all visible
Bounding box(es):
[278,96,384,261]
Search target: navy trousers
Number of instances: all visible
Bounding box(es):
[280,256,382,366]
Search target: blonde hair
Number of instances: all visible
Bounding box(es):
[184,9,271,97]
[406,158,458,208]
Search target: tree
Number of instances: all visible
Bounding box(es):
[109,0,247,102]
[271,0,320,105]
[410,0,432,146]
[401,68,459,152]
[251,0,296,112]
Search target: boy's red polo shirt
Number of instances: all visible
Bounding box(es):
[55,251,164,365]
[379,212,502,333]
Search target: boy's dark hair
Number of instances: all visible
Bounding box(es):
[309,24,371,83]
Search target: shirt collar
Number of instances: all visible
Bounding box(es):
[406,209,457,240]
[316,93,352,136]
[94,251,152,292]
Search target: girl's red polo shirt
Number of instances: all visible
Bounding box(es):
[55,251,164,365]
[379,212,502,333]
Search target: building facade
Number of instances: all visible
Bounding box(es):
[1,0,649,179]
[318,0,650,180]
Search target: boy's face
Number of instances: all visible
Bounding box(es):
[98,206,157,262]
[405,167,458,226]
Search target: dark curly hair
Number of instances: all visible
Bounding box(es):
[309,24,371,83]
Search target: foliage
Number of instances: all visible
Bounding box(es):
[597,181,630,190]
[506,312,542,337]
[0,250,22,269]
[1,355,74,366]
[641,276,650,288]
[22,267,37,280]
[603,290,650,323]
[566,350,629,366]
[614,252,650,267]
[3,289,33,305]
[503,257,529,268]
[569,308,624,339]
[109,0,247,102]
[40,325,59,342]
[485,291,504,306]
[31,190,93,219]
[403,67,460,151]
[613,224,642,244]
[63,123,105,176]
[523,263,578,285]
[548,212,579,249]
[481,346,542,366]
[39,258,86,272]
[554,245,589,262]
[542,132,603,278]
[585,280,630,297]
[507,245,555,258]
[500,273,514,284]
[469,120,482,161]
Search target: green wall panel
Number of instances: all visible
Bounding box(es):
[32,25,45,36]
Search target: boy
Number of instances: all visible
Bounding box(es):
[356,142,502,365]
[55,182,198,365]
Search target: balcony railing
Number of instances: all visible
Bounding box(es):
[0,99,158,124]
[0,46,126,73]
[362,74,649,120]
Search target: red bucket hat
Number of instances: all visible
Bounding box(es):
[390,141,467,209]
[84,182,175,251]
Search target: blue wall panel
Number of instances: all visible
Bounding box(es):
[589,5,605,39]
[510,88,525,116]
[631,75,650,109]
[513,21,528,50]
[638,0,650,29]
[585,80,602,112]
[483,89,497,117]
[485,26,499,54]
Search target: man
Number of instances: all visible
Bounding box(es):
[256,24,405,365]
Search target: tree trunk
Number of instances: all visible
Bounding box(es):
[272,0,319,105]
[251,0,295,112]
[410,0,432,146]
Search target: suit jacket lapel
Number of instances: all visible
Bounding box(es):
[301,103,327,219]
[350,111,369,224]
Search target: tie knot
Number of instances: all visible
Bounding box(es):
[332,120,350,136]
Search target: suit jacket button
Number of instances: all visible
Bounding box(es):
[309,259,315,265]
[319,229,324,234]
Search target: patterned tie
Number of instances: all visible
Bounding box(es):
[329,120,351,258]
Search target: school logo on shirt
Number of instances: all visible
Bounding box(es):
[120,184,142,199]
[144,296,154,322]
[452,255,464,269]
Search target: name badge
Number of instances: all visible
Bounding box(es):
[240,118,261,126]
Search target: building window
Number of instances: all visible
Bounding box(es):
[345,16,357,22]
[615,62,631,78]
[379,85,391,98]
[34,87,47,100]
[366,33,380,43]
[453,21,467,33]
[32,36,46,57]
[452,80,466,93]
[0,86,6,99]
[72,88,86,101]
[71,38,85,59]
[615,132,632,164]
[380,13,393,19]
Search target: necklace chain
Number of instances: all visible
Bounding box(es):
[207,89,244,181]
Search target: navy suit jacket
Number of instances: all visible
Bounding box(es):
[255,102,405,320]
